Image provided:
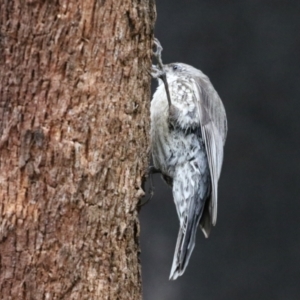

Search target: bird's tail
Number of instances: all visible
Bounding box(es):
[169,212,200,280]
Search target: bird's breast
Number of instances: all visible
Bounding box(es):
[150,79,204,176]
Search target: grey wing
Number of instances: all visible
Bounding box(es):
[191,77,227,227]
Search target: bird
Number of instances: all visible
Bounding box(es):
[150,39,227,280]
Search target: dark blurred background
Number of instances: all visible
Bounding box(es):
[139,1,300,299]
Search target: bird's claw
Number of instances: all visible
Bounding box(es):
[153,38,163,65]
[153,38,165,69]
[151,38,172,107]
[138,166,160,207]
[150,64,166,79]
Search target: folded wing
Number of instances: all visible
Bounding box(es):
[191,77,227,229]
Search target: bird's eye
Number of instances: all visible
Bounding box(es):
[173,65,179,71]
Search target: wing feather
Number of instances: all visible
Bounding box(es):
[191,77,227,226]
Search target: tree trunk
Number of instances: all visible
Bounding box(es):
[0,0,156,299]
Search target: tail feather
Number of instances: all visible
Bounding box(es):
[169,210,201,280]
[170,152,212,280]
[200,195,212,238]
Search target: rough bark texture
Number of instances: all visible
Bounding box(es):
[0,0,156,299]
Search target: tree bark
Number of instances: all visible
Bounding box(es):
[0,0,155,299]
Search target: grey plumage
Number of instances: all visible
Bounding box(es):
[150,62,227,280]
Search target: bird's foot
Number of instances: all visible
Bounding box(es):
[151,38,172,107]
[150,64,166,79]
[153,38,164,69]
[138,165,160,207]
